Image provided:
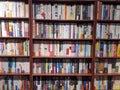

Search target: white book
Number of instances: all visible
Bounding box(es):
[2,58,8,73]
[79,60,82,73]
[47,4,52,19]
[37,85,42,90]
[17,2,20,17]
[119,25,120,39]
[103,43,107,57]
[0,2,4,17]
[12,2,16,17]
[80,5,83,20]
[75,24,78,39]
[20,2,25,17]
[21,21,24,37]
[66,5,71,20]
[116,24,119,39]
[25,4,29,17]
[40,43,44,56]
[58,5,62,20]
[91,4,93,20]
[40,4,45,19]
[1,21,8,37]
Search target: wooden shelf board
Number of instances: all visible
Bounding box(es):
[32,56,92,59]
[97,20,120,23]
[33,38,93,41]
[0,73,30,76]
[95,57,120,59]
[96,39,120,41]
[95,73,120,76]
[0,17,29,20]
[0,37,29,39]
[33,73,92,76]
[0,55,29,58]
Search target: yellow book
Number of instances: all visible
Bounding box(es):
[117,43,120,57]
[8,22,13,36]
[96,42,100,57]
[8,2,12,17]
[23,41,27,56]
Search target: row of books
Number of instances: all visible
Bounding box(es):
[33,3,93,20]
[0,76,29,90]
[33,22,92,39]
[94,76,120,90]
[95,59,120,74]
[0,40,29,56]
[0,21,29,37]
[96,23,120,39]
[33,41,91,57]
[0,58,29,73]
[97,2,120,20]
[0,1,29,18]
[34,76,91,90]
[95,41,120,57]
[33,59,91,74]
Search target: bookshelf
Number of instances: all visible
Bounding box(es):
[0,0,120,90]
[32,0,94,90]
[94,0,120,89]
[0,0,30,90]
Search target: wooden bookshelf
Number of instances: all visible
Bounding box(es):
[0,0,120,90]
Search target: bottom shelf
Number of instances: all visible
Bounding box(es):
[33,76,91,90]
[94,76,120,90]
[0,76,29,90]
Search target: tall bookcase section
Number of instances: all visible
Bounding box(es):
[0,0,30,90]
[94,0,120,90]
[32,0,94,90]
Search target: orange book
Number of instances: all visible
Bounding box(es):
[82,85,84,90]
[97,1,101,20]
[64,5,67,20]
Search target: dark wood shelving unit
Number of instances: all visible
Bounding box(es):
[0,0,119,90]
